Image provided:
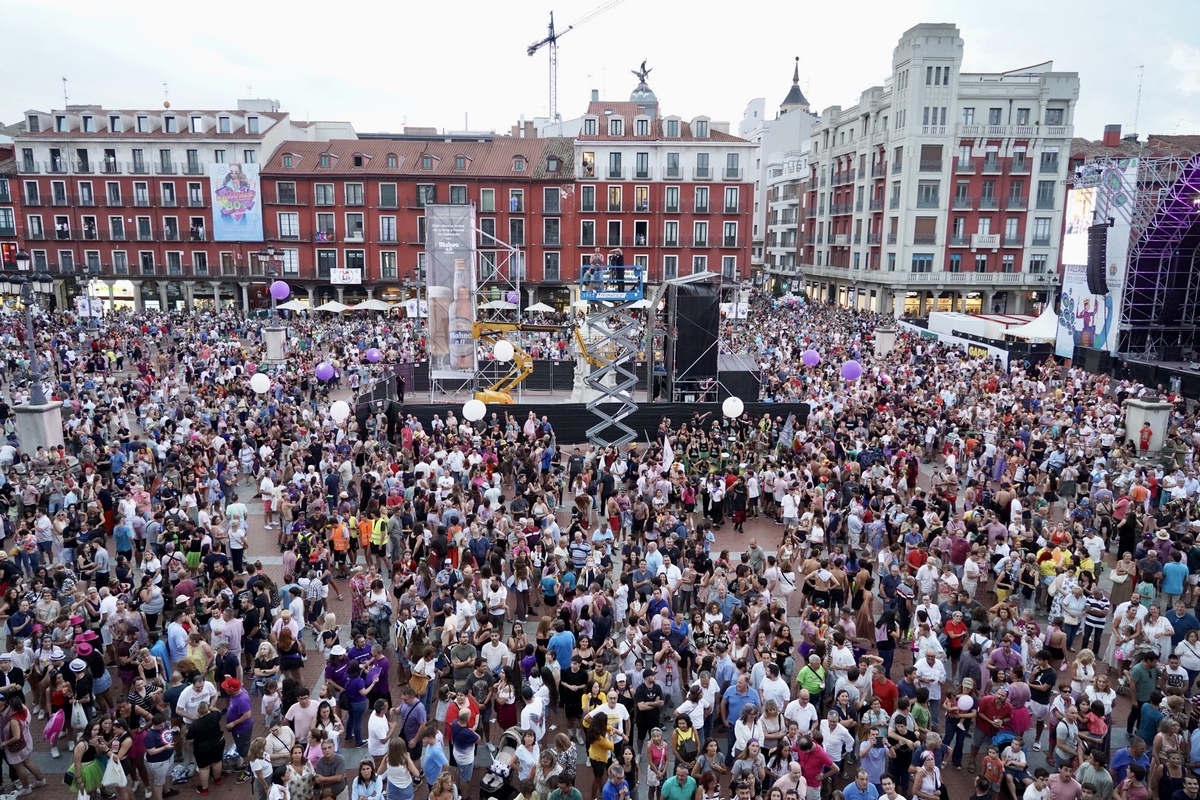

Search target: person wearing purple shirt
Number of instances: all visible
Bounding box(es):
[222,679,254,777]
[344,664,370,748]
[398,686,428,758]
[324,647,351,698]
[347,637,373,665]
[366,647,391,706]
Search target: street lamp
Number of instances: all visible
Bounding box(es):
[11,250,53,405]
[258,246,287,363]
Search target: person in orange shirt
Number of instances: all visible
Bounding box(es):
[330,519,351,579]
[1129,482,1150,512]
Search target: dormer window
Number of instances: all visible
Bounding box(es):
[665,119,680,138]
[422,155,434,170]
[247,117,260,134]
[26,115,40,133]
[218,117,231,134]
[635,118,650,137]
[695,120,709,138]
[55,116,67,132]
[190,116,203,133]
[82,116,95,133]
[353,155,364,168]
[137,116,149,133]
[164,116,177,133]
[583,118,598,136]
[386,154,398,169]
[512,157,526,172]
[282,155,294,168]
[455,156,467,170]
[608,118,624,136]
[108,116,120,133]
[547,157,560,172]
[319,154,332,168]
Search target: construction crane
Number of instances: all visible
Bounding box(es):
[526,0,626,123]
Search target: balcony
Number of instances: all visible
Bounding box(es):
[133,196,154,208]
[1011,158,1031,174]
[189,231,207,242]
[23,195,42,206]
[723,204,739,215]
[0,225,14,238]
[665,166,682,180]
[662,238,680,248]
[834,234,849,246]
[694,167,712,181]
[378,234,399,244]
[634,168,652,180]
[949,235,969,247]
[892,161,903,174]
[805,205,816,218]
[971,233,1001,249]
[184,162,205,175]
[886,233,898,245]
[981,159,1002,174]
[889,197,900,209]
[978,196,999,210]
[921,125,947,135]
[606,167,624,180]
[1005,197,1028,211]
[692,204,710,214]
[689,237,709,248]
[1035,196,1055,210]
[956,160,976,174]
[1002,234,1024,247]
[722,236,740,248]
[46,161,69,174]
[158,194,178,208]
[871,163,887,178]
[78,195,96,207]
[25,230,46,240]
[852,233,862,244]
[128,162,150,175]
[867,233,881,245]
[163,228,181,242]
[106,231,127,242]
[345,230,365,243]
[1040,160,1059,174]
[1031,235,1051,246]
[315,230,337,243]
[916,196,940,209]
[919,159,943,172]
[1045,126,1070,138]
[952,195,974,210]
[723,167,743,181]
[869,199,883,212]
[803,234,815,245]
[187,196,207,208]
[607,202,623,213]
[855,200,864,212]
[135,229,156,242]
[51,194,72,207]
[80,229,100,241]
[156,162,177,175]
[75,161,94,174]
[913,232,937,245]
[543,236,562,247]
[20,161,39,174]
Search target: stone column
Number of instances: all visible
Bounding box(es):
[133,282,144,312]
[983,291,995,314]
[183,282,195,312]
[239,283,250,313]
[210,281,221,310]
[157,283,168,311]
[306,286,316,306]
[107,282,115,310]
[335,286,345,303]
[366,287,375,300]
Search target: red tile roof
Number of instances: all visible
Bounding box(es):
[261,137,575,179]
[577,101,747,143]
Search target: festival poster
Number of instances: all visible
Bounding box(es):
[1056,262,1113,359]
[209,163,264,242]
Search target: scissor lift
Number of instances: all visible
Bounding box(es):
[579,265,645,446]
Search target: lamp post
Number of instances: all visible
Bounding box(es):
[10,251,53,405]
[258,246,287,364]
[258,245,282,317]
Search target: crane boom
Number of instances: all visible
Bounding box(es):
[526,0,627,123]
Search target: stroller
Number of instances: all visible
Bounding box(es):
[480,727,523,800]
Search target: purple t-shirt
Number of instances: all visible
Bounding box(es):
[225,689,254,735]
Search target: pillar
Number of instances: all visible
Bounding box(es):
[307,286,316,306]
[239,282,250,313]
[366,287,375,300]
[335,286,345,303]
[983,291,995,314]
[107,282,115,310]
[133,282,144,313]
[158,283,169,311]
[183,282,195,312]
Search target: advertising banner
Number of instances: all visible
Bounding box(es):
[330,269,362,285]
[425,205,478,378]
[209,163,264,242]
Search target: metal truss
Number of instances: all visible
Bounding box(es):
[1076,154,1200,359]
[583,299,642,446]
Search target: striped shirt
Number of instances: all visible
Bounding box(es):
[1084,593,1111,628]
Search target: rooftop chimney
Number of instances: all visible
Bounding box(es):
[591,89,600,102]
[1102,124,1121,147]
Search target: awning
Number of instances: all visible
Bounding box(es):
[1004,305,1059,341]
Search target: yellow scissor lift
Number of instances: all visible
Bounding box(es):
[472,321,567,404]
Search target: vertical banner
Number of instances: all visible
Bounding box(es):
[425,204,478,378]
[209,163,264,242]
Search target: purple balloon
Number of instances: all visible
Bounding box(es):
[506,291,520,305]
[366,348,383,363]
[269,280,291,301]
[315,362,335,381]
[840,359,863,381]
[801,349,821,368]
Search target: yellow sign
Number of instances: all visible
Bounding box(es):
[967,344,989,359]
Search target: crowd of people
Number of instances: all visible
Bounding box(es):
[0,290,1198,800]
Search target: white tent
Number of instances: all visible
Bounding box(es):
[277,299,309,312]
[1004,305,1059,341]
[524,302,555,313]
[480,300,518,310]
[314,300,349,313]
[348,299,393,312]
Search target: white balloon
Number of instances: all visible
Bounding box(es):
[956,694,974,712]
[722,396,745,418]
[249,372,271,394]
[462,398,486,422]
[330,400,351,423]
[493,340,515,362]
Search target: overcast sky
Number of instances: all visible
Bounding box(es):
[3,0,1198,142]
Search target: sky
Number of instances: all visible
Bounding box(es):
[2,0,1199,142]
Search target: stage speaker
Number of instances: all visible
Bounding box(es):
[670,283,719,381]
[1087,224,1109,295]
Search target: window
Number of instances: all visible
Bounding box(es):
[214,149,226,164]
[243,150,256,164]
[1036,180,1055,208]
[635,152,650,179]
[275,182,297,204]
[691,255,707,274]
[911,253,934,273]
[721,256,736,279]
[665,119,680,138]
[543,218,560,246]
[379,183,398,208]
[695,120,709,138]
[189,115,203,134]
[1032,218,1051,244]
[693,221,708,247]
[315,184,334,205]
[547,157,560,172]
[543,187,561,214]
[696,153,710,179]
[666,152,681,179]
[580,185,595,212]
[247,117,260,134]
[635,118,650,137]
[581,151,596,178]
[949,253,962,273]
[634,186,649,213]
[1016,108,1030,125]
[583,118,598,136]
[106,183,121,205]
[1029,254,1048,273]
[386,155,398,169]
[664,221,679,247]
[961,108,975,125]
[694,187,709,213]
[345,251,365,271]
[162,116,176,134]
[724,187,739,213]
[887,253,896,271]
[375,216,396,243]
[479,218,496,245]
[580,221,595,247]
[317,250,337,278]
[454,156,467,170]
[109,115,121,133]
[916,181,939,207]
[418,185,437,207]
[480,188,495,212]
[316,213,335,240]
[352,155,364,168]
[544,252,561,281]
[974,254,988,272]
[608,186,622,212]
[1039,151,1059,173]
[512,157,525,172]
[1045,108,1065,125]
[26,216,43,239]
[723,222,738,247]
[926,66,934,85]
[607,153,622,179]
[380,251,398,279]
[509,190,523,212]
[137,116,149,133]
[665,186,680,213]
[663,255,678,280]
[1001,254,1015,273]
[725,153,740,179]
[1004,217,1019,240]
[276,213,300,239]
[319,154,331,168]
[422,155,433,170]
[509,218,525,246]
[218,117,231,134]
[449,185,467,205]
[345,213,364,240]
[608,118,623,136]
[988,108,1002,125]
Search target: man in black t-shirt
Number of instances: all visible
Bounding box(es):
[1028,649,1058,751]
[634,668,665,748]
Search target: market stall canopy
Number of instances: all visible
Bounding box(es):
[277,300,309,312]
[524,302,555,313]
[314,300,349,313]
[348,299,393,311]
[1004,305,1059,341]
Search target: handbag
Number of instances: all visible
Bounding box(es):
[103,756,129,788]
[70,701,89,731]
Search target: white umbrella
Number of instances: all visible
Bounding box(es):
[314,300,349,313]
[277,299,309,312]
[524,302,555,313]
[629,299,652,309]
[348,299,393,312]
[480,300,518,310]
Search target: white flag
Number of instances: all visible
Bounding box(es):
[662,436,674,467]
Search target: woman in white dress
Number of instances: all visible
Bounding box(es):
[1141,605,1175,660]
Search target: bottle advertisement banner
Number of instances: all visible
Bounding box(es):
[209,163,264,242]
[425,204,478,378]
